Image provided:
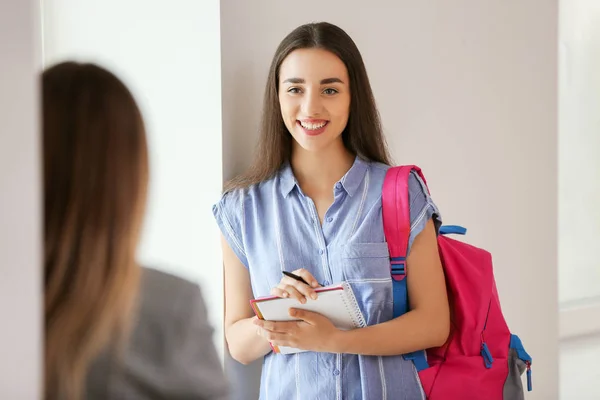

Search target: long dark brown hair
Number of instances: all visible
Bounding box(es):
[225,21,392,192]
[42,62,149,400]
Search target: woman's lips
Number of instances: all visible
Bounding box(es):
[297,119,329,136]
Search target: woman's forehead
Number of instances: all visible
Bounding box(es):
[280,48,348,83]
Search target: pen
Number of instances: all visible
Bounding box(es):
[282,270,311,286]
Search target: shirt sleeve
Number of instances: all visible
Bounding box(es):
[407,170,442,254]
[212,189,249,268]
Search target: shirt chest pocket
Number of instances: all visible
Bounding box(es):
[341,242,393,325]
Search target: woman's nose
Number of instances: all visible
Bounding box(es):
[300,90,323,116]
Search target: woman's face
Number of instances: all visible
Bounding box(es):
[278,48,351,154]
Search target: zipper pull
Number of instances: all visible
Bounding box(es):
[526,362,532,391]
[480,342,494,368]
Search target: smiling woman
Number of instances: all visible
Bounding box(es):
[214,21,449,400]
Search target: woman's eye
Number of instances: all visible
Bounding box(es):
[323,88,338,95]
[287,87,301,94]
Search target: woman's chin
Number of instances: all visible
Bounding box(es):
[291,134,344,154]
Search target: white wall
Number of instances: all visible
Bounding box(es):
[560,335,600,399]
[558,0,600,305]
[0,0,42,397]
[221,1,559,399]
[42,0,225,358]
[558,1,600,398]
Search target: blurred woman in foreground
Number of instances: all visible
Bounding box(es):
[43,61,228,400]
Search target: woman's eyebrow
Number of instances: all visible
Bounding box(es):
[281,77,345,84]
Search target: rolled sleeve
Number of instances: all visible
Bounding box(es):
[212,190,249,269]
[407,171,442,253]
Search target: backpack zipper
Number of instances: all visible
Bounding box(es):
[526,361,532,391]
[480,299,493,368]
[509,334,533,392]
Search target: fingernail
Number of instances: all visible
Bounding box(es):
[312,281,319,288]
[289,309,296,316]
[311,293,317,300]
[282,292,288,298]
[300,298,306,304]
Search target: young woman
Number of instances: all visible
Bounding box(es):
[43,62,227,400]
[214,22,449,399]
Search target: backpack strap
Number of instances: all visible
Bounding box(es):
[382,165,429,372]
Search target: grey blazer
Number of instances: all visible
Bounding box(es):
[85,267,229,399]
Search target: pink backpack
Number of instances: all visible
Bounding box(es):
[382,166,532,400]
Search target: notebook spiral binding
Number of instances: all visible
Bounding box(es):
[341,281,367,328]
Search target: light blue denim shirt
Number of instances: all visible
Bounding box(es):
[213,156,441,400]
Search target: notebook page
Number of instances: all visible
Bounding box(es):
[252,282,365,354]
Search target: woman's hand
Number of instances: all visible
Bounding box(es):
[254,308,342,353]
[270,268,321,304]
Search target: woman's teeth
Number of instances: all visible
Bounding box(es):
[300,121,327,130]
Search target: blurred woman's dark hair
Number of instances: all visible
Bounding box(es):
[42,61,149,400]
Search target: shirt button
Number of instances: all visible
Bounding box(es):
[323,280,330,286]
[319,249,324,255]
[335,183,342,190]
[326,217,333,222]
[333,369,340,376]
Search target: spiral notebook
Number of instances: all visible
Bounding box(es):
[250,281,366,354]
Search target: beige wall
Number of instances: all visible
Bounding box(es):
[221,1,559,399]
[0,0,42,397]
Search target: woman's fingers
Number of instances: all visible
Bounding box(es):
[255,319,298,333]
[282,276,318,301]
[280,282,312,303]
[292,268,321,288]
[269,287,290,299]
[254,320,300,345]
[270,284,309,303]
[270,268,322,304]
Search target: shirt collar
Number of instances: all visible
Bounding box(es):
[340,156,368,197]
[279,161,298,197]
[279,156,368,198]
